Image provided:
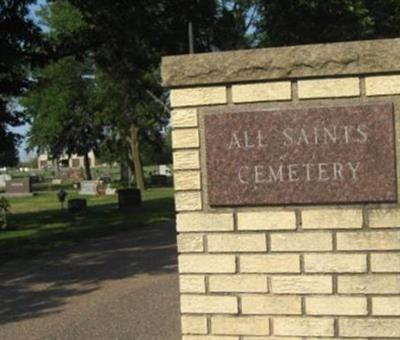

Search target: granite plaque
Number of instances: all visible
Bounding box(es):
[204,103,397,206]
[5,178,32,195]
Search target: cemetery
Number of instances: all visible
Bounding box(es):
[0,187,173,259]
[2,1,400,339]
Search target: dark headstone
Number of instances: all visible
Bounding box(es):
[117,188,142,209]
[204,103,397,206]
[5,178,32,195]
[151,175,168,186]
[68,199,87,213]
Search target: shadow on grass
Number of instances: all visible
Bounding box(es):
[0,196,177,325]
[0,197,175,260]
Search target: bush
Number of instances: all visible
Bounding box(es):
[0,197,10,230]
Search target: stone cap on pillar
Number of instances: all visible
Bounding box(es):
[162,38,400,88]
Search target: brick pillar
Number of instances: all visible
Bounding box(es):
[162,38,400,340]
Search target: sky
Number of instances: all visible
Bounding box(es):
[11,0,47,162]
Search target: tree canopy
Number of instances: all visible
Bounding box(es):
[6,0,400,181]
[22,57,101,179]
[0,0,46,166]
[257,0,400,46]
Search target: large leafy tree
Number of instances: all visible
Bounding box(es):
[23,57,102,179]
[257,0,400,46]
[22,1,103,179]
[54,0,258,190]
[0,0,45,167]
[61,0,217,190]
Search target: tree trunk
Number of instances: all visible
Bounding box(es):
[52,159,60,177]
[1,209,6,230]
[120,153,132,188]
[83,153,92,180]
[128,125,145,191]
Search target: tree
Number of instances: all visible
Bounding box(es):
[257,0,400,47]
[23,57,102,179]
[91,71,169,189]
[50,0,260,191]
[0,0,46,167]
[213,0,260,50]
[22,1,104,180]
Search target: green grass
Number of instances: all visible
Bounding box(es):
[0,188,174,261]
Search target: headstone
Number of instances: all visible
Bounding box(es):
[5,178,32,196]
[117,188,141,208]
[68,199,87,213]
[59,168,83,182]
[105,185,116,195]
[52,179,62,185]
[0,174,12,189]
[79,180,98,195]
[158,164,172,176]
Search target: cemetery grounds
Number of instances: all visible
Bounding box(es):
[0,187,174,261]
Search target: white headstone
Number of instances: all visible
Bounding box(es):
[158,165,172,176]
[79,180,98,195]
[0,174,12,189]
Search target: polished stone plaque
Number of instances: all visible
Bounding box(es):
[204,103,397,206]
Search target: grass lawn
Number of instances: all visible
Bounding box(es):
[0,188,174,261]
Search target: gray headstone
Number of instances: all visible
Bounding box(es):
[79,180,98,195]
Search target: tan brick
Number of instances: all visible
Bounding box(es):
[207,233,267,253]
[369,208,400,228]
[173,150,200,170]
[371,253,400,272]
[172,128,199,149]
[237,211,296,230]
[179,275,206,293]
[232,81,291,103]
[212,316,270,336]
[338,275,400,294]
[179,255,236,273]
[170,86,227,107]
[270,232,332,252]
[183,335,239,340]
[175,191,202,212]
[302,209,362,229]
[339,318,400,337]
[244,337,301,340]
[271,275,332,294]
[337,231,400,250]
[304,254,367,273]
[366,75,400,96]
[240,254,300,273]
[177,234,204,253]
[209,275,268,293]
[181,295,237,314]
[372,297,400,315]
[172,108,198,127]
[306,296,367,315]
[181,315,207,334]
[298,77,360,99]
[242,295,301,315]
[274,317,334,337]
[304,338,367,340]
[177,213,234,232]
[174,171,201,190]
